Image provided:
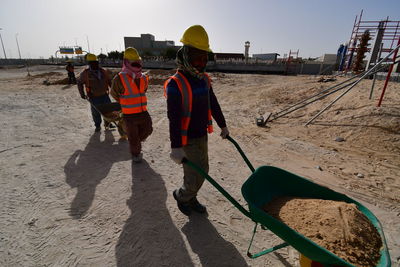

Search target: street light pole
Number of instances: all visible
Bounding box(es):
[0,28,7,60]
[86,35,90,53]
[15,33,22,59]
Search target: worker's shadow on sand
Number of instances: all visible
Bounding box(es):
[61,84,73,90]
[64,130,130,219]
[115,160,194,266]
[181,214,248,267]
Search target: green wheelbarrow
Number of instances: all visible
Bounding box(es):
[182,136,391,267]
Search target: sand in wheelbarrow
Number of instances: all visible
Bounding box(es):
[263,197,382,267]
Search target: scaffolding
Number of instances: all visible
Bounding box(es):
[259,42,400,127]
[343,10,400,72]
[255,11,400,128]
[285,49,299,74]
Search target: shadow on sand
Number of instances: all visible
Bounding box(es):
[181,213,248,267]
[64,130,130,219]
[115,160,193,266]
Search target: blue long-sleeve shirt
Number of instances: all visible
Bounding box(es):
[166,71,227,148]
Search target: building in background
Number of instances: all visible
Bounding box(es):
[252,53,280,62]
[124,34,180,56]
[214,53,245,60]
[315,54,338,64]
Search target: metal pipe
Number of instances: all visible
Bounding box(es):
[269,65,386,123]
[271,72,364,119]
[86,35,90,53]
[15,33,21,59]
[270,79,359,122]
[377,37,400,107]
[369,43,384,99]
[389,21,399,49]
[305,42,400,126]
[0,28,7,59]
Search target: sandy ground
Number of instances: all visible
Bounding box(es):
[0,65,399,266]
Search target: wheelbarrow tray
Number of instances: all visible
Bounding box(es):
[89,102,126,137]
[241,165,391,267]
[95,102,122,122]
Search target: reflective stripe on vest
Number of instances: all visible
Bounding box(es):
[119,73,148,114]
[165,72,213,146]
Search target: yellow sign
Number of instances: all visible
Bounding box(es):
[75,47,83,54]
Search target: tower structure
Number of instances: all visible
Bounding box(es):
[244,41,250,63]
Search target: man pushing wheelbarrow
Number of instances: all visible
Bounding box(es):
[164,24,391,267]
[77,53,115,132]
[164,25,229,215]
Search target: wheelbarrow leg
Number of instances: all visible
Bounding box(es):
[247,223,289,259]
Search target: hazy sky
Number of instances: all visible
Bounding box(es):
[1,0,399,59]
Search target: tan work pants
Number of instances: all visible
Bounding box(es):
[176,135,209,202]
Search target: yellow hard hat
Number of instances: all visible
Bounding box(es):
[86,53,98,62]
[124,47,141,61]
[180,25,212,52]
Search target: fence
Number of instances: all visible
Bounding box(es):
[0,57,337,75]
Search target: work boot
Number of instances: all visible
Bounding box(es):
[132,153,143,163]
[189,197,207,214]
[173,190,191,216]
[95,126,101,132]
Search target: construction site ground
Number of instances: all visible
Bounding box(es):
[1,65,399,266]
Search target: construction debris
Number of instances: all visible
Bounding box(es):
[317,76,337,83]
[335,137,345,142]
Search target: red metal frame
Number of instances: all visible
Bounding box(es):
[285,49,299,74]
[377,37,400,107]
[344,10,400,71]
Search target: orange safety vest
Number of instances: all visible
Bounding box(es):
[119,72,149,114]
[164,72,213,146]
[84,68,108,95]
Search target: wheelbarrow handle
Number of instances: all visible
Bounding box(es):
[226,135,255,173]
[182,158,252,219]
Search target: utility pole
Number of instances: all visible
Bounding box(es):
[15,33,22,59]
[86,35,91,52]
[0,28,7,59]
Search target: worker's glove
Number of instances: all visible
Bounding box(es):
[170,148,186,164]
[220,127,229,139]
[80,94,87,100]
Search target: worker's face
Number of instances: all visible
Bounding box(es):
[129,61,142,68]
[188,46,208,72]
[89,61,99,70]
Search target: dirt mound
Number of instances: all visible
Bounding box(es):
[31,72,63,78]
[50,78,70,85]
[147,69,176,86]
[102,69,175,86]
[263,197,382,267]
[147,69,175,76]
[27,71,67,85]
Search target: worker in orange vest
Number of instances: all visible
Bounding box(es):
[164,25,229,215]
[110,47,153,163]
[77,53,113,132]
